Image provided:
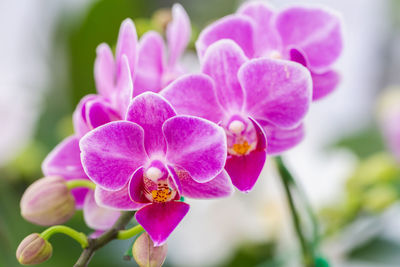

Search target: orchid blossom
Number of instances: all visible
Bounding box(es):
[196,2,343,100]
[79,92,232,245]
[162,40,312,191]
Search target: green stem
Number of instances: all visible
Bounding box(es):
[66,179,96,190]
[291,177,320,249]
[74,211,136,267]
[275,156,314,267]
[41,225,88,248]
[117,224,144,240]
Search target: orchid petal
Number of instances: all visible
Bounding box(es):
[71,188,89,210]
[164,116,227,183]
[311,70,340,101]
[83,191,121,230]
[135,32,165,96]
[160,74,224,123]
[95,183,146,210]
[79,121,147,191]
[116,18,137,79]
[115,55,134,115]
[177,168,233,199]
[42,135,86,179]
[167,3,191,67]
[225,117,267,192]
[128,167,151,204]
[261,121,305,155]
[85,98,120,129]
[237,1,282,56]
[94,44,115,99]
[126,92,176,156]
[73,95,97,138]
[276,6,343,72]
[239,58,312,128]
[135,201,189,246]
[202,40,247,112]
[196,15,255,59]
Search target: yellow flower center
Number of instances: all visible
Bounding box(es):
[151,187,173,203]
[232,141,252,155]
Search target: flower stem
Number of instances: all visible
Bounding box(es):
[74,211,136,267]
[117,224,144,240]
[66,179,96,190]
[41,225,88,248]
[275,156,315,267]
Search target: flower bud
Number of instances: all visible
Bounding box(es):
[20,176,76,226]
[16,233,53,265]
[132,232,168,267]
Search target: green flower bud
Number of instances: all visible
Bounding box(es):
[132,232,168,267]
[20,176,76,226]
[16,233,53,265]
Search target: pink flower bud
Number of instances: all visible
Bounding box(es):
[132,232,168,267]
[16,233,53,265]
[20,176,76,226]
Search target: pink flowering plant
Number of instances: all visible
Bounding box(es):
[16,2,343,267]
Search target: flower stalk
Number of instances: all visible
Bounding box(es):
[41,225,88,248]
[66,179,96,190]
[275,156,317,267]
[74,211,136,267]
[117,224,144,240]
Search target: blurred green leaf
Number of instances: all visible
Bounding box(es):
[349,237,400,264]
[333,124,385,159]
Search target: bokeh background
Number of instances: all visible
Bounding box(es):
[1,0,400,266]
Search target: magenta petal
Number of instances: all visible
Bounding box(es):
[95,183,146,210]
[94,44,115,99]
[167,165,182,195]
[128,167,151,203]
[83,191,120,230]
[85,98,120,129]
[237,1,282,56]
[225,117,267,192]
[72,188,89,210]
[178,169,233,199]
[164,116,227,183]
[196,15,255,59]
[239,58,312,129]
[160,74,224,123]
[135,201,189,246]
[126,92,176,156]
[276,7,343,72]
[135,31,165,96]
[115,55,134,115]
[73,95,97,138]
[202,40,247,111]
[116,18,137,79]
[311,70,340,101]
[79,121,147,190]
[261,121,305,155]
[42,135,87,179]
[167,3,191,67]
